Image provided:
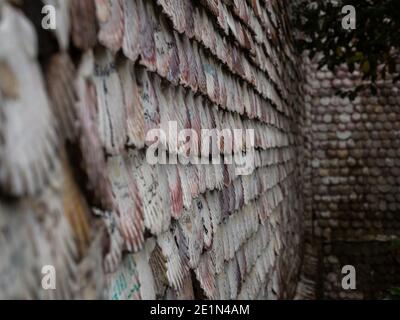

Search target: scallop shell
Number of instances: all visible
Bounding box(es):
[32,173,79,299]
[196,164,207,195]
[152,75,170,150]
[76,229,106,299]
[195,195,213,249]
[70,0,98,50]
[202,52,220,105]
[157,0,191,35]
[227,258,240,299]
[45,53,77,141]
[0,202,42,299]
[204,163,216,191]
[194,251,216,299]
[183,0,194,37]
[175,32,190,87]
[93,209,124,273]
[149,243,168,297]
[154,15,180,85]
[156,165,173,221]
[210,225,224,274]
[95,0,124,53]
[172,220,190,266]
[106,255,141,300]
[93,48,127,155]
[185,164,200,199]
[121,0,140,62]
[184,36,198,92]
[205,190,222,227]
[236,247,246,278]
[214,162,225,190]
[138,0,156,71]
[134,161,169,235]
[74,51,115,210]
[178,207,203,269]
[117,60,145,149]
[177,164,193,210]
[174,272,195,300]
[216,270,230,300]
[107,154,144,253]
[165,165,184,219]
[194,42,207,94]
[186,93,201,149]
[136,68,160,135]
[157,231,188,291]
[0,5,58,196]
[132,239,157,299]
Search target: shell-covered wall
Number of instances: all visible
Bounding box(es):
[0,0,305,299]
[304,58,400,299]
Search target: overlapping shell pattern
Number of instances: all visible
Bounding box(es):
[0,0,304,299]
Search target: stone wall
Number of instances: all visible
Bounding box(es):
[0,0,305,299]
[304,58,400,299]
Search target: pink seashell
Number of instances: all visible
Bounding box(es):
[165,166,184,219]
[195,252,216,299]
[95,0,124,53]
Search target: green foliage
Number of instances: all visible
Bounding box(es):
[295,0,400,97]
[388,287,400,299]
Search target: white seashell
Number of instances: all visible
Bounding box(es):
[93,48,127,155]
[107,154,144,253]
[133,239,157,300]
[74,51,115,210]
[196,195,213,248]
[134,161,169,235]
[177,164,193,210]
[0,5,57,196]
[106,255,141,300]
[117,59,145,149]
[178,207,203,269]
[93,209,124,274]
[136,68,160,135]
[157,231,188,291]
